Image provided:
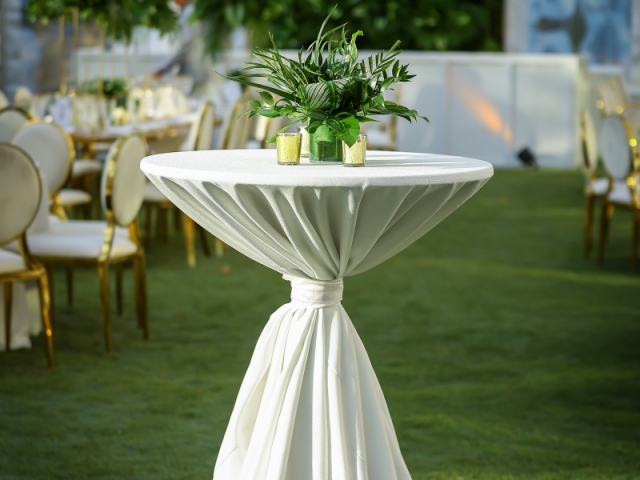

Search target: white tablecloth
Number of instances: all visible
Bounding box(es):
[0,278,41,351]
[141,150,493,480]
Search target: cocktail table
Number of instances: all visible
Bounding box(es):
[141,150,493,479]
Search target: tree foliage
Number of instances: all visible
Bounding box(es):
[25,0,178,41]
[194,0,503,57]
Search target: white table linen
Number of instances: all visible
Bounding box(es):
[141,150,493,480]
[0,273,41,351]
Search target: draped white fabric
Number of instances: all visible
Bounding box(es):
[141,150,493,480]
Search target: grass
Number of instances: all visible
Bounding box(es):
[1,169,639,479]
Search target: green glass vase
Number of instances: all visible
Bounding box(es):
[309,125,343,162]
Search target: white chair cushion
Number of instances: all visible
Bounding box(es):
[143,182,169,203]
[71,160,103,178]
[58,189,92,207]
[22,232,137,259]
[0,249,27,274]
[608,181,633,205]
[590,177,610,196]
[50,220,129,238]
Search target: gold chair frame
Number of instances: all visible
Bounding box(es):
[597,114,640,271]
[32,135,148,352]
[0,144,54,367]
[580,110,605,258]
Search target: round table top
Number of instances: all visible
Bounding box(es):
[141,150,494,187]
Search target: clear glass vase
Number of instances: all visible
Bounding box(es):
[309,125,343,162]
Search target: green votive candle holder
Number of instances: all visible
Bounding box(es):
[342,134,367,167]
[276,133,302,165]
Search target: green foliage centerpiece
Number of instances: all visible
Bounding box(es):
[224,8,428,162]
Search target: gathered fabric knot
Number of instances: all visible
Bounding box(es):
[283,275,343,308]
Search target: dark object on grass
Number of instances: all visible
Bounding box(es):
[517,147,537,168]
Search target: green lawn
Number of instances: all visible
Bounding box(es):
[1,169,639,479]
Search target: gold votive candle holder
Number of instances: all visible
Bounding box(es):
[342,134,367,167]
[298,126,310,157]
[276,133,302,165]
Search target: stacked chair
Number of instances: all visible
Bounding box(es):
[0,143,54,367]
[597,109,640,271]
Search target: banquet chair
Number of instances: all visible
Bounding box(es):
[11,120,92,220]
[0,105,31,142]
[0,143,54,367]
[10,135,149,351]
[69,156,104,218]
[14,86,33,113]
[580,109,610,258]
[0,90,8,109]
[597,113,640,271]
[596,76,633,116]
[219,96,254,150]
[142,101,217,266]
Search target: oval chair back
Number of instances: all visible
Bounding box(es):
[195,101,214,151]
[0,106,31,142]
[102,135,148,227]
[599,114,637,182]
[182,102,204,151]
[596,76,628,116]
[219,97,253,150]
[11,120,75,197]
[0,143,42,246]
[263,116,288,149]
[14,86,33,113]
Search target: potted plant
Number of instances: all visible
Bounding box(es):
[223,8,428,162]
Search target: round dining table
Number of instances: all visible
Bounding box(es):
[141,149,493,480]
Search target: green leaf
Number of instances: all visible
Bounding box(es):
[334,115,360,147]
[381,77,395,91]
[259,91,275,106]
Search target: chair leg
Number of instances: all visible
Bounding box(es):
[173,207,182,233]
[4,282,12,351]
[116,263,124,316]
[45,264,54,326]
[37,272,54,368]
[97,262,112,352]
[199,226,211,257]
[584,193,595,259]
[144,203,153,250]
[214,238,224,259]
[632,210,640,273]
[598,202,614,264]
[183,214,196,268]
[133,253,148,339]
[66,264,73,307]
